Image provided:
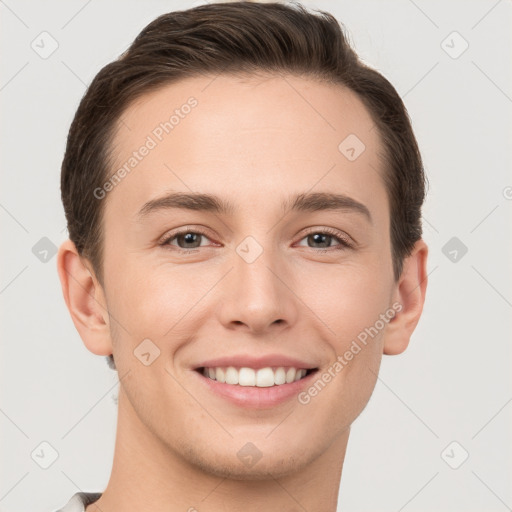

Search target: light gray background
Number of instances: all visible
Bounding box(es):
[1,0,511,511]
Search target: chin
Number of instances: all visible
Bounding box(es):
[177,438,316,481]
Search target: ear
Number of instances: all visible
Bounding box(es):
[56,239,113,357]
[382,239,429,355]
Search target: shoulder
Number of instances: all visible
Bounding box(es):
[54,492,102,512]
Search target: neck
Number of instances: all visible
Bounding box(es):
[87,387,350,512]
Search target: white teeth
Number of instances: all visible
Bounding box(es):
[225,366,239,385]
[294,369,306,381]
[256,367,274,387]
[285,367,296,383]
[274,367,286,385]
[215,367,226,383]
[202,366,311,387]
[239,368,256,386]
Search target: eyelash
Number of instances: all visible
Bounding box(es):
[159,226,354,252]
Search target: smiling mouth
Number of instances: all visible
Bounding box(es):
[195,366,318,388]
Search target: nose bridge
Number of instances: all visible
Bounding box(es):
[218,232,297,333]
[237,234,280,298]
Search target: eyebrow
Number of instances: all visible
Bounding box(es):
[136,191,372,224]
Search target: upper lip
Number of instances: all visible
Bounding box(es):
[194,354,318,370]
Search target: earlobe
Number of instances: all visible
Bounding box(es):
[382,239,429,355]
[56,239,113,357]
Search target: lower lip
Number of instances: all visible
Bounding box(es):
[194,369,318,409]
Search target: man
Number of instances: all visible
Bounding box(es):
[56,1,428,510]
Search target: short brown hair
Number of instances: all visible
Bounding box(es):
[61,1,427,368]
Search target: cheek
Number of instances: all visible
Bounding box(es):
[106,257,204,339]
[297,260,392,346]
[320,266,390,421]
[106,237,392,353]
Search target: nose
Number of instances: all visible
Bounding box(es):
[217,241,298,336]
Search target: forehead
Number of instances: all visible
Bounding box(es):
[105,73,387,226]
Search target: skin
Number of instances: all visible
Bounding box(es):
[57,72,428,512]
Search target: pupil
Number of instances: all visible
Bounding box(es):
[178,233,332,249]
[311,233,329,248]
[181,233,199,248]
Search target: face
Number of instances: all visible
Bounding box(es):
[99,73,398,478]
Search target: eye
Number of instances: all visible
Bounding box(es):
[159,226,354,252]
[160,228,213,250]
[296,228,354,251]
